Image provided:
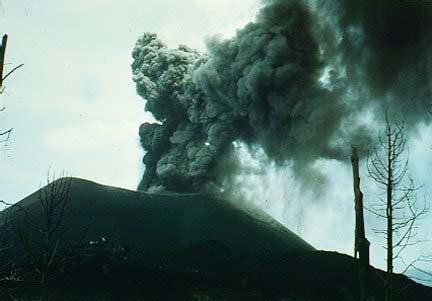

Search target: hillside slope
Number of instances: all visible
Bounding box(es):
[2,177,313,262]
[1,178,431,300]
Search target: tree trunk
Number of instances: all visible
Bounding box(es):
[0,34,7,88]
[0,34,23,95]
[386,126,393,301]
[351,145,370,301]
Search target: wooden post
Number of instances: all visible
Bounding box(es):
[351,145,370,301]
[0,34,8,89]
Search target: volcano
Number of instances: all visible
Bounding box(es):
[1,178,431,300]
[3,177,313,259]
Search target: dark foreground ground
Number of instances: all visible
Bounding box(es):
[0,178,431,300]
[2,249,431,301]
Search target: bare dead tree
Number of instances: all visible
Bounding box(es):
[0,33,25,286]
[367,113,428,301]
[1,172,97,297]
[35,172,71,287]
[0,34,24,91]
[0,34,24,145]
[351,145,370,301]
[0,175,28,285]
[1,172,71,288]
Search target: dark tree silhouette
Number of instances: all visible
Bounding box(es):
[367,113,428,301]
[0,33,24,286]
[2,172,72,288]
[351,145,370,301]
[0,34,23,145]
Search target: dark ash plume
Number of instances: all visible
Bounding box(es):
[131,0,390,193]
[317,0,432,124]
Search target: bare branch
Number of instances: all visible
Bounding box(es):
[1,63,23,83]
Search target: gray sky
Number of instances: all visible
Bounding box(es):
[1,0,432,280]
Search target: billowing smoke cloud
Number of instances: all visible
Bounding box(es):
[131,0,432,193]
[317,0,432,123]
